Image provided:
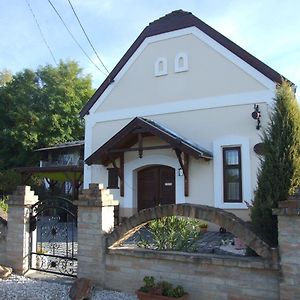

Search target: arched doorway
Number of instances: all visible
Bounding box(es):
[137,165,175,211]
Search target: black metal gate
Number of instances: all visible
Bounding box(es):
[29,196,78,277]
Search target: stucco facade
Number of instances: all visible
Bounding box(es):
[81,10,282,220]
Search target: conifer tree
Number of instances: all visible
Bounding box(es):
[251,81,300,246]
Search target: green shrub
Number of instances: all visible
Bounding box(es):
[0,196,8,212]
[251,82,300,246]
[138,216,202,252]
[139,276,187,298]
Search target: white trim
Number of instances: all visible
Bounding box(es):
[83,116,93,188]
[88,90,274,124]
[154,57,168,76]
[90,26,276,115]
[175,52,188,73]
[124,154,185,210]
[213,136,251,209]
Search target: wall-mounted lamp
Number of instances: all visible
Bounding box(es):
[178,168,184,176]
[251,104,261,130]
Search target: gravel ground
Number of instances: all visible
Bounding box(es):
[0,274,137,300]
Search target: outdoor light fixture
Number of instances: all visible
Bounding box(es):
[251,104,261,130]
[178,168,184,176]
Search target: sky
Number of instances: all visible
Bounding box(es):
[1,0,300,99]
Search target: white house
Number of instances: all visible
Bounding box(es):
[80,10,291,220]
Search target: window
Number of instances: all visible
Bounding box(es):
[223,147,242,202]
[174,53,188,73]
[107,168,119,189]
[154,57,167,76]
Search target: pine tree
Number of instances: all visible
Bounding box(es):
[251,81,300,246]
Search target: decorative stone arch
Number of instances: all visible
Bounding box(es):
[106,203,273,260]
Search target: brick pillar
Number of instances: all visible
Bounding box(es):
[273,191,300,300]
[6,186,38,274]
[74,183,106,286]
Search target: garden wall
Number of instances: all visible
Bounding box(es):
[105,248,279,300]
[4,185,300,300]
[0,208,7,265]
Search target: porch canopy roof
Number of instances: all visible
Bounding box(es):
[86,117,213,166]
[15,165,83,182]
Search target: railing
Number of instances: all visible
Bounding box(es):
[39,159,84,167]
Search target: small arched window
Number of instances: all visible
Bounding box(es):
[154,57,167,76]
[175,53,188,73]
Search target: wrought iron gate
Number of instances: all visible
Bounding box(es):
[29,196,78,277]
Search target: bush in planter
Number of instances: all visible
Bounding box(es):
[137,216,202,252]
[136,276,188,299]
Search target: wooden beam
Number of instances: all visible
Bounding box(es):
[138,133,143,158]
[108,144,172,153]
[109,154,124,197]
[174,149,186,177]
[174,149,189,196]
[184,153,189,197]
[120,153,124,197]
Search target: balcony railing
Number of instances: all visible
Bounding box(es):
[39,159,84,167]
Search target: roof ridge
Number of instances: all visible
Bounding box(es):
[149,9,192,25]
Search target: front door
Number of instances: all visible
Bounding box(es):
[137,165,175,211]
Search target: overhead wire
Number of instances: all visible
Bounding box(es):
[25,0,58,65]
[67,0,110,75]
[47,0,108,76]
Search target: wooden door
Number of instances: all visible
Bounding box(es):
[137,166,175,211]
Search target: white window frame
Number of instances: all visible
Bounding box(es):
[213,136,251,209]
[154,57,168,76]
[174,52,189,73]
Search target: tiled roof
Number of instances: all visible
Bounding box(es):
[85,117,212,165]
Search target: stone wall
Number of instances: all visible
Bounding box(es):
[75,185,281,300]
[5,184,300,299]
[105,248,279,300]
[274,196,300,300]
[0,208,7,265]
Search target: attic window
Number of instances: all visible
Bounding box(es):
[154,57,167,76]
[175,53,188,73]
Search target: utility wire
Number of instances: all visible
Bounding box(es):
[67,0,110,75]
[25,0,58,65]
[47,0,107,76]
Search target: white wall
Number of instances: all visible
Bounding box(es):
[83,27,276,220]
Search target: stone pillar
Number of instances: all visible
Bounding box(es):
[74,184,106,286]
[273,192,300,300]
[6,186,38,274]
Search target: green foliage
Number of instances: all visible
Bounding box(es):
[0,169,21,196]
[139,276,186,298]
[0,60,94,169]
[251,82,300,246]
[138,216,202,252]
[0,69,13,87]
[139,276,155,293]
[0,196,8,213]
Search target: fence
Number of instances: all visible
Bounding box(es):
[3,184,300,299]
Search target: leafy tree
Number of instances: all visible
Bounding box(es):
[0,69,13,87]
[0,60,94,169]
[251,81,300,246]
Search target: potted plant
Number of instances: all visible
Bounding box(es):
[136,276,189,300]
[199,222,208,233]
